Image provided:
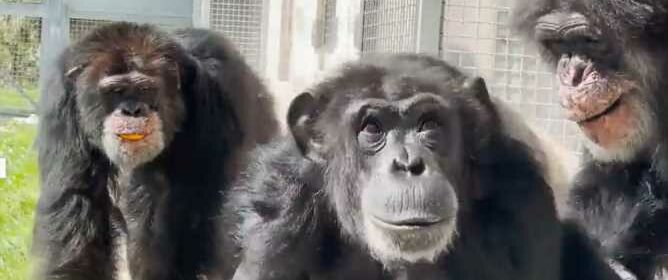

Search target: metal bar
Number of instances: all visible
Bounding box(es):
[258,0,270,74]
[0,108,34,118]
[38,0,69,96]
[67,10,191,26]
[358,0,367,52]
[278,0,293,81]
[192,0,211,28]
[414,0,442,55]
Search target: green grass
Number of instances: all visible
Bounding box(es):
[0,120,38,280]
[0,87,38,112]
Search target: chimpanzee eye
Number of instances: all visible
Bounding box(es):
[541,39,567,55]
[418,112,441,132]
[419,119,440,132]
[584,37,598,44]
[361,118,382,135]
[359,117,385,146]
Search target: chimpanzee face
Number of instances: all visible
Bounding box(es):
[73,44,186,170]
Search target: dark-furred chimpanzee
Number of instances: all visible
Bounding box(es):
[33,22,278,280]
[222,54,620,280]
[512,1,668,279]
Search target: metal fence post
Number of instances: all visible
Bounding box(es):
[38,0,69,99]
[193,0,211,28]
[414,0,442,55]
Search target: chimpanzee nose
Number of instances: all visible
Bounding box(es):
[391,147,426,176]
[558,54,588,87]
[120,102,147,117]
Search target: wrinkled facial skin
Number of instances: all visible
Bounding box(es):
[75,57,186,170]
[535,11,655,162]
[353,93,463,264]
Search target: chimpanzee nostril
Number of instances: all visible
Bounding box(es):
[558,55,589,87]
[408,159,425,175]
[392,158,426,176]
[570,64,586,86]
[120,102,146,117]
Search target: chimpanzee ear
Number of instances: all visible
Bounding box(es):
[462,76,491,104]
[461,76,497,153]
[64,63,86,80]
[287,92,323,159]
[62,63,88,92]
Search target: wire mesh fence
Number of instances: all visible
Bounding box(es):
[70,18,186,42]
[323,0,337,48]
[0,0,580,152]
[69,18,113,41]
[314,0,337,50]
[440,0,581,152]
[0,15,40,117]
[361,0,418,54]
[209,0,266,71]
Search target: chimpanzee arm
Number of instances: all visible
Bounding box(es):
[33,54,113,280]
[226,141,324,280]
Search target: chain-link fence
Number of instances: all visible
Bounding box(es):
[210,0,266,71]
[313,0,337,50]
[323,0,337,48]
[0,0,272,119]
[358,0,581,153]
[1,0,579,152]
[0,15,40,118]
[69,18,113,41]
[440,0,581,152]
[361,0,418,54]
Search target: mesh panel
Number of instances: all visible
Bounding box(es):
[0,15,40,114]
[210,0,265,70]
[324,0,336,47]
[69,18,113,42]
[70,19,186,43]
[361,0,418,54]
[441,0,581,152]
[314,0,337,49]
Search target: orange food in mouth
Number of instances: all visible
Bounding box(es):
[118,133,146,141]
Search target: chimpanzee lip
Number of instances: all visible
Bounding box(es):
[577,97,622,124]
[113,126,152,137]
[371,215,445,229]
[561,71,637,123]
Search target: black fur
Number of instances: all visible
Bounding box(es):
[32,22,278,280]
[223,54,618,279]
[568,162,668,280]
[513,1,668,279]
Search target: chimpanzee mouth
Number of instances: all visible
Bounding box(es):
[108,115,158,142]
[371,215,446,229]
[577,97,622,124]
[116,132,151,142]
[558,66,637,124]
